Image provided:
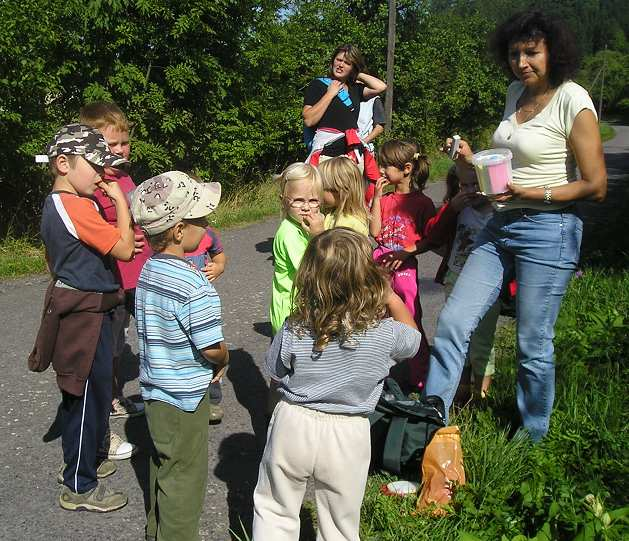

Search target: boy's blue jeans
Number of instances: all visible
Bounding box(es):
[424,207,582,441]
[61,314,112,493]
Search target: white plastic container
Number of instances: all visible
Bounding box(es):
[384,480,419,496]
[471,148,513,195]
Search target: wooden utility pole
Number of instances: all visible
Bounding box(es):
[598,46,607,123]
[384,0,396,132]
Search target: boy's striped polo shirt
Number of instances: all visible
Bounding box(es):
[135,254,224,412]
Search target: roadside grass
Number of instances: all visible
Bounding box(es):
[2,156,450,279]
[600,121,616,142]
[1,122,615,279]
[429,154,452,183]
[0,177,281,280]
[0,235,48,278]
[210,176,280,229]
[359,268,629,541]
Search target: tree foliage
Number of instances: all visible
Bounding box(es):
[0,0,625,234]
[579,49,629,111]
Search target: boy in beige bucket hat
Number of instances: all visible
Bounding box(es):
[132,170,221,235]
[132,171,228,541]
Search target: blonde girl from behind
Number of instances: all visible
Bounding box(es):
[253,228,421,541]
[317,156,370,235]
[270,162,323,335]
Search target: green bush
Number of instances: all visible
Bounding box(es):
[3,0,624,236]
[0,0,509,235]
[579,49,629,111]
[616,98,629,114]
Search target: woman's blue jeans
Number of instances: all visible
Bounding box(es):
[424,207,583,441]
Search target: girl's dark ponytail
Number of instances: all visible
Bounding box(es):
[411,151,430,190]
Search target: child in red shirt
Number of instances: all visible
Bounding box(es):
[81,102,151,460]
[370,140,435,391]
[185,226,227,422]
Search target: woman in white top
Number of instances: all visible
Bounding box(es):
[424,10,607,442]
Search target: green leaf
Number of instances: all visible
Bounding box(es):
[458,533,484,541]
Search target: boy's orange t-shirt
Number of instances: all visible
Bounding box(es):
[41,191,120,292]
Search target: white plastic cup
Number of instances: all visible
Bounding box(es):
[471,149,513,195]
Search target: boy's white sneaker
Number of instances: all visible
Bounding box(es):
[99,430,138,460]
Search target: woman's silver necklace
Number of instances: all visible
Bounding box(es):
[518,100,542,115]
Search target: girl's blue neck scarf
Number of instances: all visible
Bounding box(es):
[318,77,354,110]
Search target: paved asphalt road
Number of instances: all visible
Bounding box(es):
[1,126,626,540]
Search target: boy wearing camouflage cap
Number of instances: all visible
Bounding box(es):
[131,172,227,541]
[40,123,135,512]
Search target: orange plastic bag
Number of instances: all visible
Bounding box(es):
[416,426,465,516]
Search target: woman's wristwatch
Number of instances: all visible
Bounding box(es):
[543,186,552,205]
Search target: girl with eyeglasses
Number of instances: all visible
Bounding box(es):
[270,162,324,336]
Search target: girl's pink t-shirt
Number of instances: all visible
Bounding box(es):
[92,172,153,290]
[185,231,214,258]
[375,191,436,250]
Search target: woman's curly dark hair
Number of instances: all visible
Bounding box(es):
[489,10,580,87]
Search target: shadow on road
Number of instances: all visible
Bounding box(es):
[114,343,140,397]
[253,321,272,338]
[42,402,63,442]
[120,351,270,517]
[214,432,317,541]
[219,347,269,539]
[214,432,261,540]
[255,238,274,255]
[124,414,152,512]
[227,348,270,446]
[220,349,318,540]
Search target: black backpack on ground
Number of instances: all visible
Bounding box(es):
[368,378,446,475]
